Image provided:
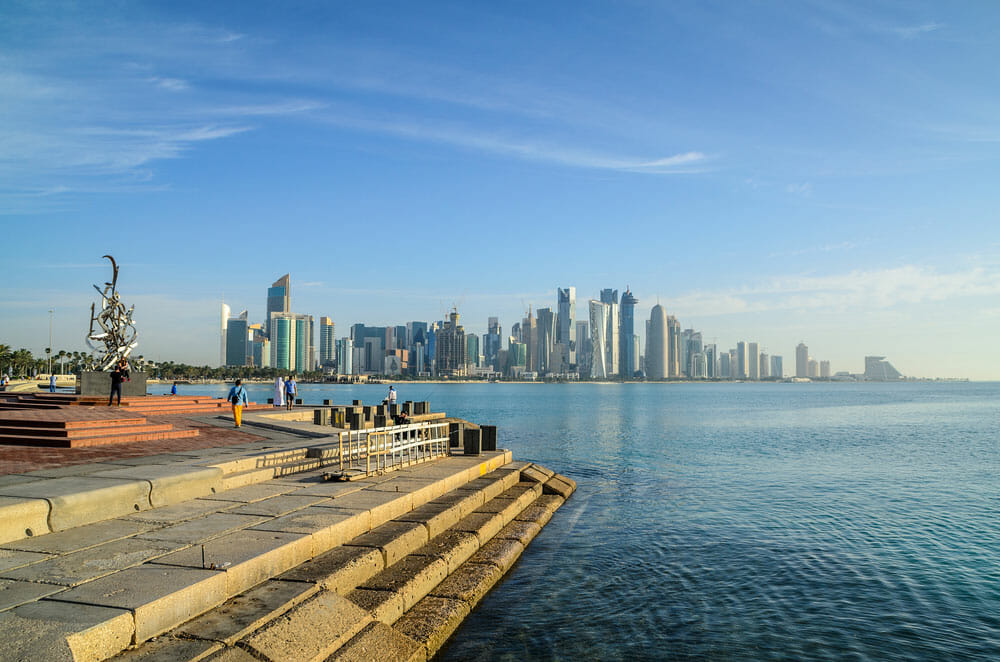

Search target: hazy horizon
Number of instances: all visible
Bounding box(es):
[3,2,999,379]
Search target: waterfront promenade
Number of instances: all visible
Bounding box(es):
[0,398,575,661]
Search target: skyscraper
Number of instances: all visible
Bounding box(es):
[600,289,619,376]
[319,317,335,368]
[748,342,760,380]
[557,288,576,366]
[269,312,313,373]
[796,343,809,378]
[575,320,590,376]
[646,304,667,380]
[864,356,902,380]
[435,310,467,376]
[820,360,831,378]
[589,300,609,379]
[484,317,502,369]
[771,355,783,378]
[220,302,230,367]
[736,341,748,379]
[266,274,290,336]
[536,307,556,375]
[620,289,638,379]
[335,337,353,375]
[759,352,770,379]
[667,315,681,378]
[225,310,249,366]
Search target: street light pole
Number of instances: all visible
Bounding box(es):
[48,309,54,375]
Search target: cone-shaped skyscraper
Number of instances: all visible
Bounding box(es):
[647,304,668,380]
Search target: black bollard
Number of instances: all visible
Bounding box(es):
[463,428,482,456]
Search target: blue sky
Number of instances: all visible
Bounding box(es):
[2,1,999,378]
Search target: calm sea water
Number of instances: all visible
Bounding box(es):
[153,381,1000,661]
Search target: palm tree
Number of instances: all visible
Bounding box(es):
[0,344,12,377]
[12,349,33,377]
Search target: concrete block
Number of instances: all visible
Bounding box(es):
[78,370,146,397]
[218,468,283,491]
[450,512,503,545]
[176,579,318,645]
[0,496,51,545]
[197,483,296,503]
[2,537,182,587]
[2,518,154,555]
[316,489,413,528]
[0,475,43,488]
[520,464,554,484]
[226,495,329,518]
[409,530,479,574]
[543,474,577,498]
[393,501,463,539]
[428,562,503,610]
[111,636,221,661]
[328,621,425,662]
[365,478,448,508]
[344,521,427,567]
[447,422,463,449]
[359,554,448,612]
[494,520,542,547]
[466,537,525,573]
[453,476,508,504]
[473,498,523,527]
[0,600,133,662]
[278,545,383,594]
[135,513,267,545]
[292,481,367,499]
[0,477,151,532]
[125,499,235,525]
[392,595,469,658]
[152,530,312,597]
[51,565,227,643]
[203,647,258,662]
[88,466,224,508]
[0,549,51,573]
[534,493,566,512]
[0,578,65,610]
[348,588,404,624]
[249,507,371,557]
[239,590,372,662]
[428,490,486,519]
[514,504,553,528]
[21,463,130,479]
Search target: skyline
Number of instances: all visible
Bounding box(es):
[2,2,1000,379]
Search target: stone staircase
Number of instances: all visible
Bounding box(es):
[0,409,200,448]
[0,444,574,662]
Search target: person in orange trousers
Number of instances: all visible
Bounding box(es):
[227,379,248,428]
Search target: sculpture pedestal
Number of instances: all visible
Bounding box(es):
[77,371,148,397]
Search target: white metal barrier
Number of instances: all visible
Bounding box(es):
[335,421,450,477]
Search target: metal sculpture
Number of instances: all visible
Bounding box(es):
[86,255,138,371]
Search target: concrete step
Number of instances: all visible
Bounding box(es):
[0,428,201,448]
[0,423,178,439]
[0,416,148,430]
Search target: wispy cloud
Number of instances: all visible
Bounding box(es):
[890,22,943,39]
[668,265,1000,317]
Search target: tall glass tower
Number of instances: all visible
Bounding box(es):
[266,274,290,337]
[620,289,638,379]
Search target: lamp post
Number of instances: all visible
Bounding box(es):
[47,309,54,375]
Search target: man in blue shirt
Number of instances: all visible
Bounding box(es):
[228,379,248,428]
[285,375,297,410]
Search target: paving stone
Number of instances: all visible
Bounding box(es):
[453,476,508,503]
[428,561,503,609]
[328,621,425,662]
[135,513,267,544]
[151,530,311,597]
[123,499,236,525]
[0,548,52,572]
[102,454,200,466]
[428,490,486,519]
[543,474,576,498]
[0,578,65,611]
[466,537,525,573]
[22,464,131,478]
[238,590,372,662]
[110,636,221,661]
[0,600,133,662]
[2,519,156,554]
[392,595,470,658]
[291,481,367,499]
[176,579,318,645]
[359,554,448,612]
[0,495,51,544]
[195,483,299,504]
[88,466,224,508]
[348,587,404,624]
[0,475,43,488]
[344,521,427,567]
[514,504,553,527]
[315,489,413,528]
[0,477,152,532]
[364,478,449,506]
[48,565,227,643]
[226,495,329,518]
[277,545,383,594]
[408,530,480,573]
[450,511,503,545]
[473,497,524,527]
[495,520,543,547]
[201,646,258,661]
[2,537,183,587]
[249,506,370,557]
[393,501,462,539]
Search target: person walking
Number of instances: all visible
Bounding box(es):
[274,376,285,408]
[228,379,248,428]
[49,374,57,393]
[388,385,397,406]
[285,375,297,410]
[109,359,129,406]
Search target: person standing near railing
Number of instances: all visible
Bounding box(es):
[388,385,397,406]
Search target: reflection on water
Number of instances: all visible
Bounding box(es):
[151,381,1000,661]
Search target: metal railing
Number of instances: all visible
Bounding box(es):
[335,421,450,478]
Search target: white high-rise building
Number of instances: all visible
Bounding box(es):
[220,302,230,367]
[748,342,760,380]
[771,355,783,378]
[589,300,609,379]
[796,343,809,378]
[646,304,668,380]
[557,287,576,366]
